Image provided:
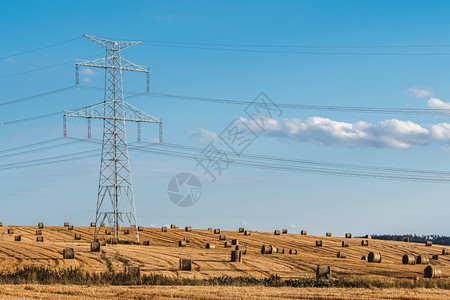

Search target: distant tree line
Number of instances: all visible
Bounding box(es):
[370,234,450,246]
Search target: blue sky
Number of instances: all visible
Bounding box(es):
[1,1,450,236]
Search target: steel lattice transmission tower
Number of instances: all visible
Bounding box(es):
[64,34,162,242]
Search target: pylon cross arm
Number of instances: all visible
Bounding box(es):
[83,34,141,51]
[64,101,161,123]
[76,58,148,73]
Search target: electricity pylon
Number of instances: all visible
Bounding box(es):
[63,34,162,242]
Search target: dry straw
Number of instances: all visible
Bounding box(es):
[368,252,382,263]
[90,241,100,252]
[316,265,331,279]
[424,265,442,278]
[179,258,192,271]
[416,255,430,264]
[63,248,74,259]
[231,250,243,262]
[402,254,416,265]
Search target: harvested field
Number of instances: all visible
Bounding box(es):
[0,284,449,299]
[0,226,449,280]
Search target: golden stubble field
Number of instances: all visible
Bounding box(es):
[0,225,449,299]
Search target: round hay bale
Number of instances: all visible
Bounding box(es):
[68,225,74,230]
[185,226,192,232]
[142,240,150,246]
[368,252,382,263]
[170,224,176,229]
[442,249,449,255]
[161,226,168,232]
[7,229,14,234]
[90,222,96,227]
[238,227,244,233]
[365,235,372,239]
[424,265,442,279]
[416,255,430,264]
[316,265,331,279]
[231,250,243,262]
[14,235,21,242]
[100,238,107,246]
[90,242,100,252]
[126,266,140,276]
[282,229,288,234]
[274,230,281,235]
[426,241,432,247]
[403,237,410,242]
[178,240,187,247]
[179,258,192,271]
[224,241,232,248]
[300,230,307,235]
[105,229,111,235]
[63,248,74,259]
[64,222,69,227]
[183,237,190,243]
[35,230,42,236]
[207,227,213,231]
[432,254,439,260]
[36,236,44,242]
[0,222,3,227]
[361,255,366,260]
[277,248,285,254]
[214,229,221,234]
[231,239,239,245]
[109,237,118,244]
[336,251,346,258]
[342,241,349,247]
[261,244,276,254]
[219,235,226,241]
[244,230,251,236]
[38,222,44,229]
[74,233,81,240]
[235,245,247,254]
[402,254,416,265]
[123,229,130,235]
[361,240,369,246]
[206,243,215,249]
[326,232,332,237]
[316,240,323,247]
[289,249,297,255]
[138,226,144,232]
[345,233,352,238]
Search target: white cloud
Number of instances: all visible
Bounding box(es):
[409,88,432,98]
[82,77,92,83]
[188,128,219,143]
[81,68,98,75]
[427,97,450,110]
[203,116,450,149]
[6,57,16,64]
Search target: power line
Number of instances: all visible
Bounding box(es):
[69,137,450,184]
[0,53,102,79]
[76,85,450,116]
[0,137,64,154]
[0,111,62,126]
[141,42,450,56]
[0,139,80,159]
[0,85,76,107]
[0,36,82,60]
[139,39,450,49]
